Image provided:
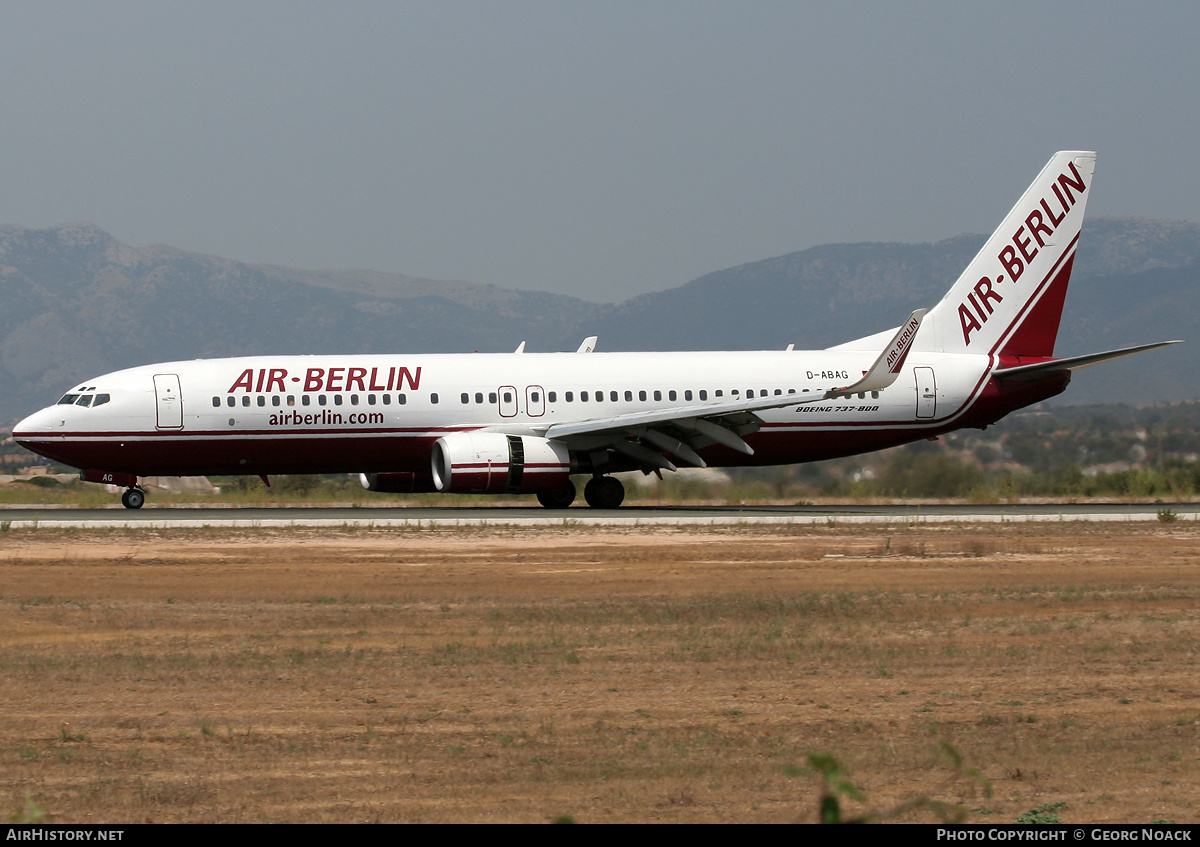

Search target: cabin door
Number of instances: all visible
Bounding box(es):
[154,373,184,429]
[914,367,936,419]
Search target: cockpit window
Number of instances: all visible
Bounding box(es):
[57,392,110,408]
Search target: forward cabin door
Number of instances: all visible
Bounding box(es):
[154,373,184,429]
[914,367,936,419]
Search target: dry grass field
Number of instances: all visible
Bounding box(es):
[0,521,1197,823]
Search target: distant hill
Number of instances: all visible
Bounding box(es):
[2,217,1197,425]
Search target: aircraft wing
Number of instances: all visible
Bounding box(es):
[516,310,928,471]
[992,341,1181,382]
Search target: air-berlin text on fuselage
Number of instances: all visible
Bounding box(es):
[226,366,422,394]
[958,161,1088,346]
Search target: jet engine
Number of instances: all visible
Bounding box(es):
[431,432,571,494]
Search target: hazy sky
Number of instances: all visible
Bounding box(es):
[2,1,1198,302]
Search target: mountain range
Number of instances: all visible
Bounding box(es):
[2,216,1197,426]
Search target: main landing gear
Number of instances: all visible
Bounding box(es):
[535,476,626,509]
[583,476,625,509]
[536,482,577,509]
[121,487,145,510]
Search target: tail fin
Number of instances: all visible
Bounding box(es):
[916,151,1097,357]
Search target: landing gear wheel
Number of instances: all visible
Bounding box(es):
[537,481,576,509]
[584,476,625,509]
[121,488,145,510]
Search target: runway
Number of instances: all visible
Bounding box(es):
[1,501,1196,528]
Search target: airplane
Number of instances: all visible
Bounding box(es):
[11,151,1179,510]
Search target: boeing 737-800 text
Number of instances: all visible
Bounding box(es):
[12,152,1178,509]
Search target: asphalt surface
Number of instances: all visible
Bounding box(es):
[1,502,1196,528]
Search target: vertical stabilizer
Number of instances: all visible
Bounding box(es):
[916,151,1096,357]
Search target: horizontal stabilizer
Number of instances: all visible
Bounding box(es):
[992,341,1182,382]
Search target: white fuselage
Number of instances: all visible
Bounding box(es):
[13,348,1025,479]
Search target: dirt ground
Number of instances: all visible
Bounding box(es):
[0,521,1197,823]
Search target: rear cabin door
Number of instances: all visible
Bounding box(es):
[914,367,936,419]
[154,373,184,429]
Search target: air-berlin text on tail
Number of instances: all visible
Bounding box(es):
[959,161,1088,346]
[227,366,422,394]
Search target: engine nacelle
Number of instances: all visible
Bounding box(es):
[359,472,438,493]
[431,432,571,494]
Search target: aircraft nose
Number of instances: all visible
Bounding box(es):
[12,407,57,443]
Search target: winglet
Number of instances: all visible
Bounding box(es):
[824,309,926,399]
[577,336,598,353]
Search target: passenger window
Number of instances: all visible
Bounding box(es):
[398,394,407,405]
[489,392,498,404]
[775,389,782,396]
[241,396,250,407]
[303,395,312,406]
[367,394,376,405]
[548,391,556,403]
[334,395,342,406]
[654,390,662,401]
[624,390,632,402]
[610,391,618,402]
[431,393,439,404]
[349,395,358,406]
[580,391,589,402]
[565,392,573,402]
[227,396,236,407]
[318,395,327,406]
[684,390,692,401]
[272,396,281,407]
[669,390,677,401]
[461,393,470,404]
[699,390,707,400]
[475,392,484,404]
[532,392,540,403]
[382,394,391,405]
[258,396,266,407]
[872,391,879,399]
[212,397,220,408]
[503,392,512,403]
[639,390,647,401]
[716,390,723,397]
